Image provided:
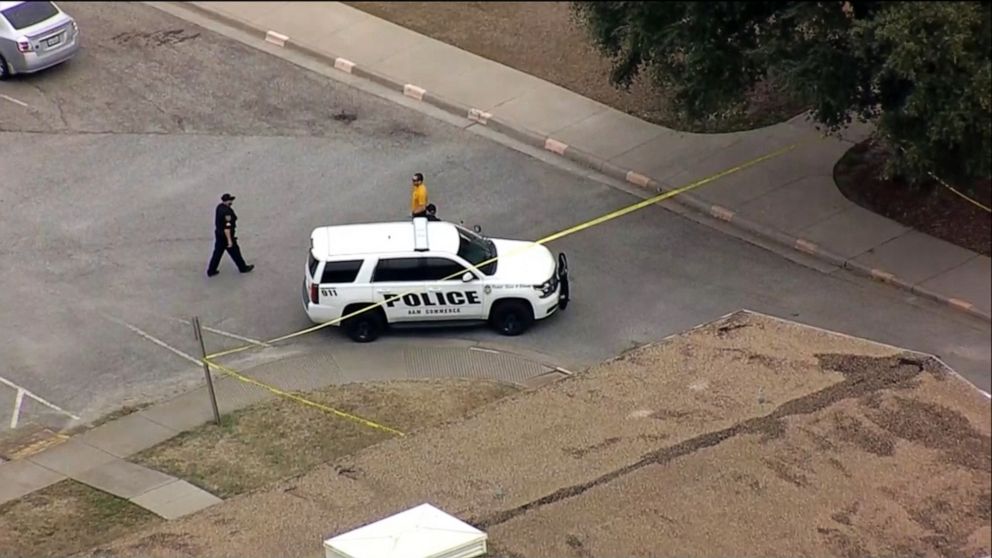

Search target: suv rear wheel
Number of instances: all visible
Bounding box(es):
[343,307,386,342]
[489,300,534,336]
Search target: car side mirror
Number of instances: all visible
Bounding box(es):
[461,271,476,282]
[473,225,482,233]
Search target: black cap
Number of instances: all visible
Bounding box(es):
[221,193,235,202]
[412,173,424,182]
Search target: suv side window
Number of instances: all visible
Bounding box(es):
[321,260,363,283]
[308,253,320,279]
[372,257,427,282]
[423,257,467,281]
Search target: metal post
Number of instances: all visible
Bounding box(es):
[192,316,221,425]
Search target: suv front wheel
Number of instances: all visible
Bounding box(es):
[489,300,534,336]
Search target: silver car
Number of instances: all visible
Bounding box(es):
[0,1,79,80]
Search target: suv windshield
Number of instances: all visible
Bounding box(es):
[1,1,59,30]
[455,225,497,275]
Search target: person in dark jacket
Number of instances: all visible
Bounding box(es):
[206,193,254,277]
[425,203,440,221]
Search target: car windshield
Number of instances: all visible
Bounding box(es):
[455,225,497,275]
[1,1,59,30]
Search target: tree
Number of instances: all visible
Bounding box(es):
[572,1,992,185]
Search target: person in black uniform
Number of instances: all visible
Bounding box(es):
[206,193,254,277]
[424,203,440,221]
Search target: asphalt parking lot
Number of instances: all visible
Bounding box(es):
[1,3,988,433]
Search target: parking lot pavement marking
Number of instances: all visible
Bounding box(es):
[101,314,201,367]
[9,389,24,429]
[0,93,29,107]
[161,315,272,348]
[0,376,81,423]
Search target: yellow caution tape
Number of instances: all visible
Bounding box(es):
[204,358,406,436]
[206,133,824,361]
[199,132,826,434]
[930,171,991,213]
[534,140,811,245]
[894,143,990,213]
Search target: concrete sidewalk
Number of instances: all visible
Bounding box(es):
[155,0,990,320]
[0,339,566,516]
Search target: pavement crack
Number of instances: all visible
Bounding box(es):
[29,81,70,130]
[53,97,69,130]
[117,78,185,133]
[473,353,931,529]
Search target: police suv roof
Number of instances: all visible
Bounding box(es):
[311,220,460,259]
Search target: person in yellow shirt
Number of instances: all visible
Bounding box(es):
[411,172,429,217]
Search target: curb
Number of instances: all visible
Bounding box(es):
[164,2,990,323]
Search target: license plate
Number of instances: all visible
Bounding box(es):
[46,35,61,47]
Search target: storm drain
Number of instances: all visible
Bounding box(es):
[404,347,553,386]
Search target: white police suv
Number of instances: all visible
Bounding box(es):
[302,217,570,342]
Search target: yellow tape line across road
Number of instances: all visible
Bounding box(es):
[207,133,824,361]
[533,139,814,245]
[199,132,825,433]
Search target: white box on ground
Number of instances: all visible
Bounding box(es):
[324,503,487,558]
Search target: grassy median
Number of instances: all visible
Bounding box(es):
[0,378,520,557]
[132,378,520,498]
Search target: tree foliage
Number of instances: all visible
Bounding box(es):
[572,1,992,184]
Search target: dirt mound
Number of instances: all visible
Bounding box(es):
[85,311,991,558]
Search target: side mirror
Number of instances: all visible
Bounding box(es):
[461,271,476,282]
[473,224,482,233]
